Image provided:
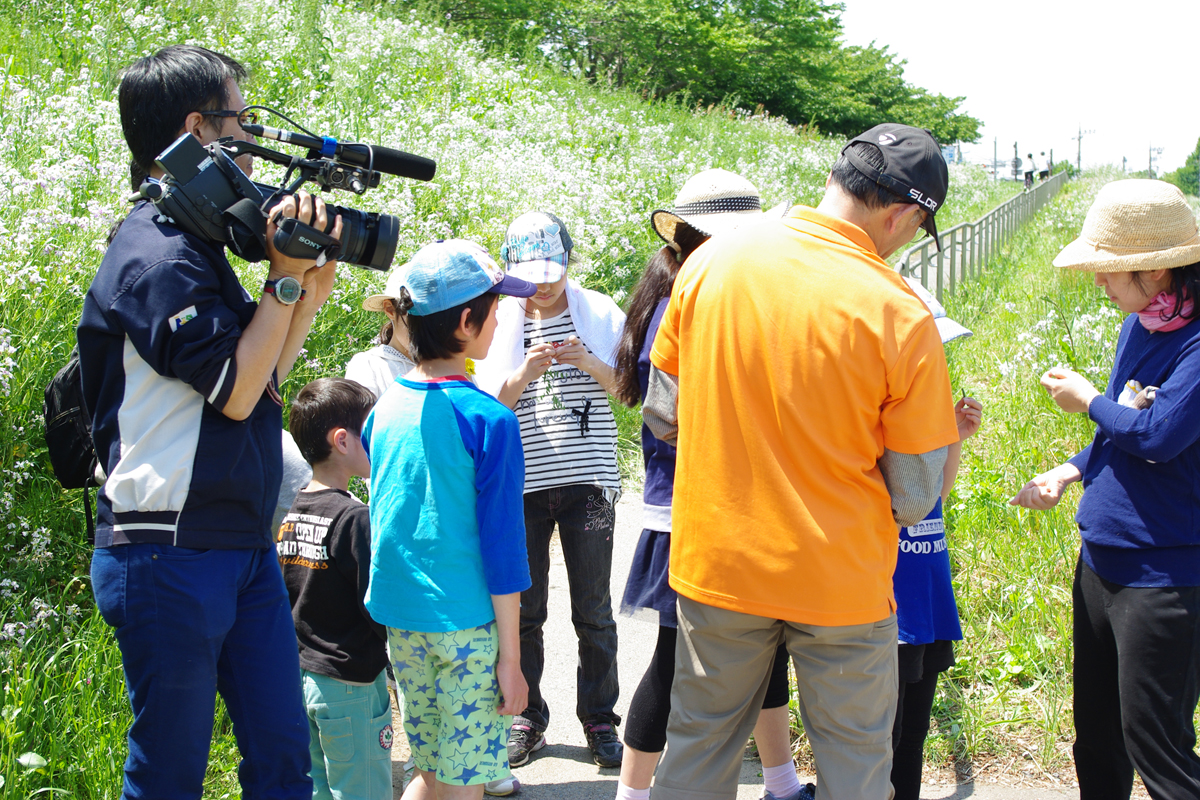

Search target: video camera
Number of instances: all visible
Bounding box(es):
[136,110,436,271]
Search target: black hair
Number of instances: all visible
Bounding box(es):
[119,45,246,191]
[289,378,377,467]
[828,141,908,210]
[614,223,710,407]
[398,288,498,363]
[1131,261,1200,323]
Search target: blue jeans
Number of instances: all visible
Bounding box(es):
[302,669,392,800]
[91,543,311,800]
[517,485,620,731]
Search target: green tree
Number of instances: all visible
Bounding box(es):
[389,0,981,143]
[1163,137,1200,197]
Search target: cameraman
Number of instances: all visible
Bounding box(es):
[78,45,342,798]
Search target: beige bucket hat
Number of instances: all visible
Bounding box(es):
[1053,179,1200,272]
[362,266,408,312]
[651,168,789,250]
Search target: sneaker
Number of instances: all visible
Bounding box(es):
[583,721,623,767]
[507,724,546,767]
[761,784,816,800]
[483,775,521,796]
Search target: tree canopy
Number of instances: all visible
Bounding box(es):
[1163,137,1200,198]
[395,0,981,143]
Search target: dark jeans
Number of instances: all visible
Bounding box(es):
[1073,556,1200,799]
[517,484,620,731]
[91,543,311,800]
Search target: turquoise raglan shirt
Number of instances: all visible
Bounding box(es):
[363,376,531,632]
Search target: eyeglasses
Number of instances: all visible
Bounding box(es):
[198,109,259,127]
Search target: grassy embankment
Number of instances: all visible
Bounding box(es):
[0,0,1019,794]
[889,171,1126,782]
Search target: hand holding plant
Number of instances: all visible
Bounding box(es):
[1040,368,1101,414]
[955,396,983,441]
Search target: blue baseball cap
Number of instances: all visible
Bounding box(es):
[399,239,537,316]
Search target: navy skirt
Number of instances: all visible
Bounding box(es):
[620,528,678,627]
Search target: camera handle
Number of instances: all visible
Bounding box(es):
[272,217,341,267]
[222,140,380,196]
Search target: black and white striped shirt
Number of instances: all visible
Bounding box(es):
[516,310,621,494]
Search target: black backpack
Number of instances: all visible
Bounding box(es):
[43,346,98,543]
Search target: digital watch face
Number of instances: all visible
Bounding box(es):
[275,276,303,304]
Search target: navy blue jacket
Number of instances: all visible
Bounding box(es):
[1069,314,1200,587]
[78,202,282,549]
[639,298,676,531]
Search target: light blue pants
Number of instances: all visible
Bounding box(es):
[302,668,393,800]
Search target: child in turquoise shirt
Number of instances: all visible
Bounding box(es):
[363,239,537,798]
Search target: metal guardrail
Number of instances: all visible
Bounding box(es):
[897,171,1068,303]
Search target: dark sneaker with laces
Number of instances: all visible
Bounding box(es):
[583,721,623,767]
[507,724,546,767]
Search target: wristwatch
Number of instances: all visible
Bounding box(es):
[263,276,305,305]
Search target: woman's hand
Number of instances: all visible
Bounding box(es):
[1010,462,1083,510]
[1040,368,1101,414]
[955,396,983,441]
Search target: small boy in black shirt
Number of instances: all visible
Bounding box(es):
[279,377,391,800]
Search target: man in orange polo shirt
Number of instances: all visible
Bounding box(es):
[643,124,959,800]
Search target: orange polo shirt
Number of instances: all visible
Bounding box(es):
[650,206,958,626]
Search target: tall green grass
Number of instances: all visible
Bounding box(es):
[926,172,1121,775]
[0,0,1028,793]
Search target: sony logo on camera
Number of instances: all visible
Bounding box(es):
[299,236,320,250]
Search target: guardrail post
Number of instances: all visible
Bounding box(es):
[896,170,1068,298]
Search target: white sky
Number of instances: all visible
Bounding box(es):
[838,0,1199,177]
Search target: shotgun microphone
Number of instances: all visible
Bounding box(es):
[241,124,437,182]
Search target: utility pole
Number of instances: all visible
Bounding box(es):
[1073,124,1095,172]
[1149,144,1165,178]
[1123,156,1127,173]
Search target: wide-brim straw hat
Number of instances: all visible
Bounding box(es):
[362,265,408,312]
[651,168,789,249]
[1053,179,1200,272]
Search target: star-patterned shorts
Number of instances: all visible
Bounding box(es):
[387,622,512,786]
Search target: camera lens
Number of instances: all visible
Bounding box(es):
[324,206,398,272]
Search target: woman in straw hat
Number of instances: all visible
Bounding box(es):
[611,169,809,800]
[345,269,417,400]
[1012,179,1200,799]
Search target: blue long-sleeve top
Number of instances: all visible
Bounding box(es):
[1068,314,1200,587]
[363,377,532,632]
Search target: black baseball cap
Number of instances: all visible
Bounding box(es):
[841,124,949,251]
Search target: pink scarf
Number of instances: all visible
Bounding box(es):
[1138,291,1195,333]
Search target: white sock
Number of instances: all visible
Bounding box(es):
[762,760,801,799]
[615,782,652,800]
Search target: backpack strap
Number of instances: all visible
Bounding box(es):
[83,486,94,547]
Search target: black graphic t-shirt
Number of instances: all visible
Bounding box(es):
[278,488,388,683]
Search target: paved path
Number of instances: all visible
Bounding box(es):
[393,494,1077,799]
